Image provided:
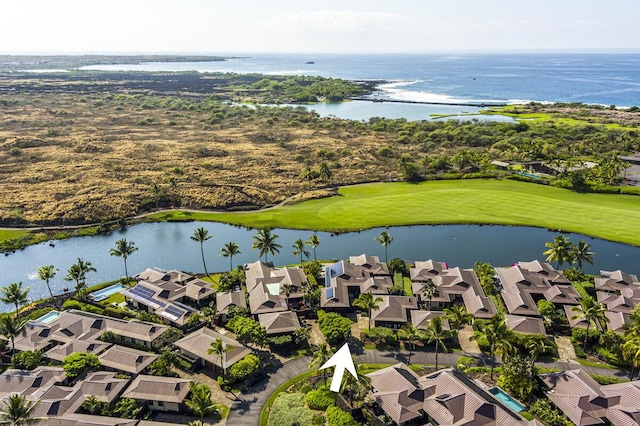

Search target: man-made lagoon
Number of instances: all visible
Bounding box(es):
[1,222,639,312]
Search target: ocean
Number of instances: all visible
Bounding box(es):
[81,53,640,108]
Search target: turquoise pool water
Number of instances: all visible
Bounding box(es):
[89,283,126,302]
[488,387,525,413]
[35,310,61,324]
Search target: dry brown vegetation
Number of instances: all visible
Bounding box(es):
[0,73,403,225]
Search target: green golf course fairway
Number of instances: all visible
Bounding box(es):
[148,180,640,246]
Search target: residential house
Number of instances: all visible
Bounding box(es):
[540,369,640,426]
[410,310,451,331]
[411,261,497,319]
[216,290,248,323]
[370,296,419,329]
[322,255,393,310]
[496,260,579,332]
[173,327,250,373]
[98,345,158,375]
[0,367,66,398]
[121,375,191,413]
[258,311,301,335]
[366,363,536,425]
[45,340,111,363]
[245,261,308,315]
[595,270,640,333]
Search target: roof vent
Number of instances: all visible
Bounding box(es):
[436,394,451,401]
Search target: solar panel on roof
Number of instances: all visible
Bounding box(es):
[128,285,165,307]
[326,287,334,299]
[165,305,184,318]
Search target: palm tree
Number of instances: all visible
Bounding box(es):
[0,283,30,317]
[220,242,241,271]
[185,382,217,424]
[398,324,425,365]
[309,343,332,386]
[543,234,572,269]
[291,239,310,264]
[340,357,372,405]
[571,295,609,352]
[422,279,439,310]
[318,162,332,181]
[424,316,450,370]
[191,228,213,279]
[375,231,393,263]
[622,337,640,379]
[251,228,282,263]
[37,265,58,300]
[524,335,556,376]
[0,394,46,426]
[81,395,104,415]
[444,305,473,331]
[570,239,595,270]
[64,258,96,299]
[306,234,321,261]
[469,314,512,379]
[109,238,138,281]
[207,338,234,378]
[0,316,26,368]
[352,292,383,330]
[280,283,293,300]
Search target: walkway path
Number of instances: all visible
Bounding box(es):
[226,356,311,426]
[457,325,481,354]
[555,335,578,361]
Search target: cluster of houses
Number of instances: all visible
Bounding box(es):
[5,255,640,425]
[7,308,249,425]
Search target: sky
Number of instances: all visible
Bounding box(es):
[2,0,639,54]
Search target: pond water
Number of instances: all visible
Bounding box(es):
[2,222,639,312]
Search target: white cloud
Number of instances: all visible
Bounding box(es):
[257,9,410,34]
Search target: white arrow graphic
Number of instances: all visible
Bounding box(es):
[319,343,357,392]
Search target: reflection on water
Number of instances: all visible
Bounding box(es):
[1,222,638,311]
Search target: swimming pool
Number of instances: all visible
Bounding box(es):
[89,283,126,302]
[35,310,61,324]
[488,387,525,413]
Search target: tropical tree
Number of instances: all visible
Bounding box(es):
[113,398,141,419]
[622,337,640,379]
[444,305,473,330]
[421,279,439,310]
[469,314,512,379]
[109,238,138,281]
[251,228,282,263]
[523,335,557,375]
[309,343,332,386]
[352,292,383,330]
[571,295,609,351]
[424,316,451,370]
[0,283,30,317]
[64,258,96,299]
[374,230,393,263]
[570,239,595,270]
[148,351,190,377]
[543,234,573,269]
[185,382,217,424]
[291,239,310,263]
[207,338,234,378]
[318,162,332,181]
[280,283,293,300]
[341,358,372,405]
[220,242,241,271]
[0,316,26,368]
[398,324,425,365]
[37,265,58,300]
[191,228,213,279]
[81,395,105,415]
[0,394,46,426]
[306,234,321,261]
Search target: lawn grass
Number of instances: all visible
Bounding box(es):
[147,180,640,246]
[0,229,30,243]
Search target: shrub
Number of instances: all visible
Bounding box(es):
[362,327,398,346]
[62,300,106,315]
[228,354,260,383]
[317,311,352,345]
[571,327,600,348]
[305,387,336,410]
[590,374,629,385]
[13,350,44,370]
[20,307,54,322]
[105,306,128,319]
[456,355,477,371]
[268,393,314,426]
[529,399,573,426]
[326,406,359,426]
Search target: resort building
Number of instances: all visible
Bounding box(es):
[366,363,536,425]
[216,290,248,323]
[98,345,159,375]
[496,260,580,332]
[370,295,419,329]
[540,369,640,426]
[410,261,497,319]
[173,327,250,373]
[245,260,308,315]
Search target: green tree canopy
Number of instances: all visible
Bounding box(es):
[62,353,101,381]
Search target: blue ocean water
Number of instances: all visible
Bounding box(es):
[82,53,640,107]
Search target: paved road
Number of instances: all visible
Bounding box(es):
[226,356,311,426]
[230,348,631,426]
